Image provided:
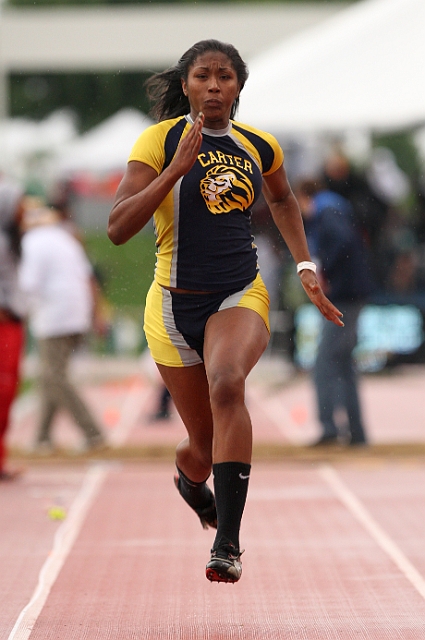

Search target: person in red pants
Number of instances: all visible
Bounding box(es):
[0,178,26,481]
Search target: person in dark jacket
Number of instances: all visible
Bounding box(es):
[296,178,373,446]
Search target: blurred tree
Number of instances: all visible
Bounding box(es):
[373,130,421,180]
[7,0,355,127]
[10,71,153,131]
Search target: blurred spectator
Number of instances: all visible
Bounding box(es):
[322,148,389,289]
[254,235,282,311]
[138,349,173,422]
[19,205,107,453]
[376,207,420,295]
[151,385,173,422]
[251,195,287,311]
[412,174,425,244]
[296,178,372,447]
[48,185,113,341]
[251,196,297,356]
[411,175,425,291]
[0,178,26,480]
[47,181,84,243]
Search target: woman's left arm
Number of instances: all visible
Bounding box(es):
[262,164,344,326]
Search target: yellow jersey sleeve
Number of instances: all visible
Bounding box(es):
[231,120,284,177]
[261,131,284,176]
[128,123,166,175]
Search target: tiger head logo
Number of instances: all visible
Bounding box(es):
[200,164,254,215]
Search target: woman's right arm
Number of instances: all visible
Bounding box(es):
[107,114,204,245]
[107,161,177,245]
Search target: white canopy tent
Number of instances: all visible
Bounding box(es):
[55,108,153,175]
[238,0,425,136]
[0,110,77,176]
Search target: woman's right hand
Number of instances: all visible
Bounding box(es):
[108,113,204,245]
[171,112,204,177]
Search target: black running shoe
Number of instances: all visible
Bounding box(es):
[205,544,244,583]
[173,474,217,530]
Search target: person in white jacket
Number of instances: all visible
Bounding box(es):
[19,206,105,452]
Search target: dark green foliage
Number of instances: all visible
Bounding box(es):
[8,1,355,129]
[10,71,154,132]
[373,130,421,180]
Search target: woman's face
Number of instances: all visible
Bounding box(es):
[182,51,240,129]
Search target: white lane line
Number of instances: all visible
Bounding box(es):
[108,381,152,446]
[249,385,315,444]
[8,463,109,640]
[248,386,291,439]
[320,464,425,601]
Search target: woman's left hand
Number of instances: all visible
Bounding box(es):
[298,269,344,326]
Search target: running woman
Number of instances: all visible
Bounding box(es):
[108,39,343,583]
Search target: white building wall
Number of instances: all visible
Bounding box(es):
[1,3,348,71]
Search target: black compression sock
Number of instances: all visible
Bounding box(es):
[176,467,213,510]
[212,461,251,552]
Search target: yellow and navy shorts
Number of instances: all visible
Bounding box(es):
[144,273,270,367]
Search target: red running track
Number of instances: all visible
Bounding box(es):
[8,364,425,454]
[2,459,425,639]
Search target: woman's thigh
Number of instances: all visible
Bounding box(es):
[204,306,269,383]
[156,363,213,450]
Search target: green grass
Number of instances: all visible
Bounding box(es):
[84,227,157,308]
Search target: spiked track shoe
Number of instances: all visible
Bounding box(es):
[206,545,244,583]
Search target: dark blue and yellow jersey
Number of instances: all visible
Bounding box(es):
[128,115,283,291]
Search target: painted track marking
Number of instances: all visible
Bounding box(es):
[8,463,109,640]
[320,464,425,600]
[109,381,151,446]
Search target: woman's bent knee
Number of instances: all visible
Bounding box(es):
[208,369,245,409]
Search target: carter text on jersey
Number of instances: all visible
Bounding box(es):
[198,151,253,174]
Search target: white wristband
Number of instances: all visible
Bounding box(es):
[297,261,317,275]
